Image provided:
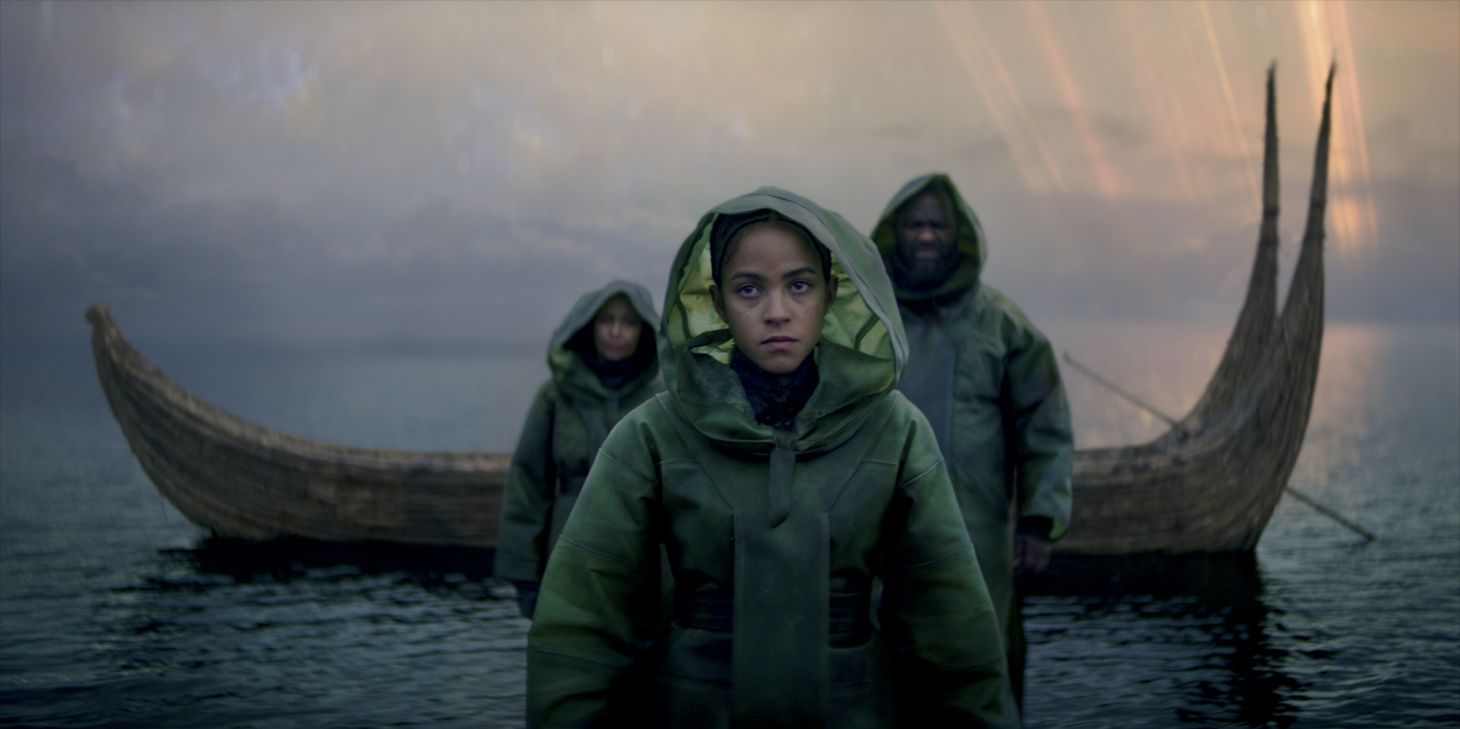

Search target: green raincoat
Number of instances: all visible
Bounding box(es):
[870,173,1074,639]
[528,188,1017,728]
[493,281,662,594]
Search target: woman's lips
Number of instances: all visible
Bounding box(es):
[762,336,797,352]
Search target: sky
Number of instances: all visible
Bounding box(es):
[1,0,1457,360]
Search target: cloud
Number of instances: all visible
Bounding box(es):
[1,0,1456,370]
[0,145,683,354]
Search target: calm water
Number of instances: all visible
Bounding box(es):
[1,320,1457,727]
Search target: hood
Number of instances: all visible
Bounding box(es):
[660,187,907,454]
[547,280,659,398]
[869,173,988,302]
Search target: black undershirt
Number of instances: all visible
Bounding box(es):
[730,348,819,431]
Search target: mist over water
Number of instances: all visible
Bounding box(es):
[1,320,1457,727]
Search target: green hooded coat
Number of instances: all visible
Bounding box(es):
[870,173,1074,637]
[527,188,1018,728]
[494,281,663,590]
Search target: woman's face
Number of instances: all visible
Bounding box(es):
[711,223,836,374]
[593,295,642,363]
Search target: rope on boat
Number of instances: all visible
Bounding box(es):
[1061,351,1376,543]
[1059,351,1187,433]
[1279,486,1376,542]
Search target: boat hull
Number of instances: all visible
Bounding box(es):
[88,304,508,549]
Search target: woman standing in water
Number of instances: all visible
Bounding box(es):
[527,189,1017,728]
[494,281,661,619]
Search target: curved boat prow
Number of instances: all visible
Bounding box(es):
[1058,67,1331,554]
[1178,64,1283,435]
[87,303,508,548]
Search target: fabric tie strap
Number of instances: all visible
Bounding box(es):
[767,432,796,527]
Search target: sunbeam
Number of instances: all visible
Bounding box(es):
[1028,0,1122,197]
[1116,2,1197,203]
[1198,1,1260,204]
[1299,0,1377,252]
[935,0,1065,193]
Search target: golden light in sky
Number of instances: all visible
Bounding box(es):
[1198,0,1260,203]
[928,0,1392,254]
[1028,0,1123,198]
[1298,0,1378,253]
[934,0,1066,194]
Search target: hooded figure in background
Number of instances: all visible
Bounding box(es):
[871,173,1074,704]
[527,187,1018,728]
[494,281,662,619]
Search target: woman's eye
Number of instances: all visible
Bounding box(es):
[790,280,812,294]
[736,284,758,298]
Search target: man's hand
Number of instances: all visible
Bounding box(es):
[1014,517,1054,574]
[513,581,541,619]
[1013,533,1051,574]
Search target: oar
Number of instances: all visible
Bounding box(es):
[1061,351,1376,542]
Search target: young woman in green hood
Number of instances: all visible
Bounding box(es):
[494,281,662,619]
[526,189,1018,728]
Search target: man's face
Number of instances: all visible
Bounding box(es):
[894,191,957,281]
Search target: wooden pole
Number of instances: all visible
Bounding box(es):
[1061,351,1376,542]
[1059,351,1185,431]
[1280,486,1376,541]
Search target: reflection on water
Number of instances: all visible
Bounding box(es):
[86,539,526,729]
[1291,323,1460,494]
[168,537,496,587]
[1023,553,1299,727]
[2,321,1456,727]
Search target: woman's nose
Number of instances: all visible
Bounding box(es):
[765,292,789,321]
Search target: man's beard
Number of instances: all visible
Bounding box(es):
[893,244,961,292]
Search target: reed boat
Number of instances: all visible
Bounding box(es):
[87,304,509,548]
[1057,66,1331,554]
[89,68,1331,555]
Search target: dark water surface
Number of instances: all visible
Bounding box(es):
[2,321,1457,727]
